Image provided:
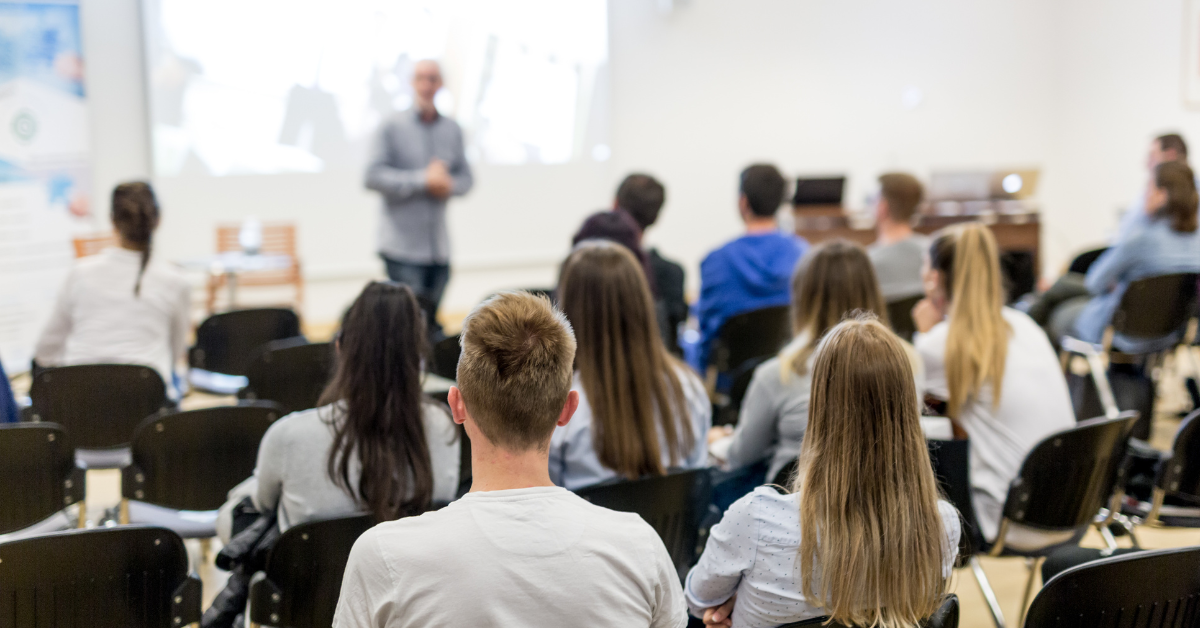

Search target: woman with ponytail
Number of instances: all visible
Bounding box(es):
[913,223,1074,546]
[244,281,459,530]
[35,182,191,397]
[1029,160,1200,351]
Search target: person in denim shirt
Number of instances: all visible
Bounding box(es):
[1032,161,1200,351]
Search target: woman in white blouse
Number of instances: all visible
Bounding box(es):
[550,240,710,490]
[687,317,959,628]
[913,223,1075,548]
[35,182,191,397]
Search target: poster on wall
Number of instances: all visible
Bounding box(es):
[1186,0,1200,107]
[0,0,90,375]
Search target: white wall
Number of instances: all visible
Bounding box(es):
[78,0,1200,327]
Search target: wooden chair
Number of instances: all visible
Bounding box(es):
[72,233,115,258]
[206,222,303,314]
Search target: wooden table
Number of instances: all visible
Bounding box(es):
[794,208,1041,273]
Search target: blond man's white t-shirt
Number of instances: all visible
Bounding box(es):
[333,486,688,628]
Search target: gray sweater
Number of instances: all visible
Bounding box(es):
[252,402,460,531]
[725,355,813,483]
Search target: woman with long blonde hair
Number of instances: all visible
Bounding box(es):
[711,240,917,484]
[550,240,711,489]
[687,316,959,628]
[913,223,1073,545]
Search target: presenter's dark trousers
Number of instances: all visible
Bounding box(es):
[382,255,450,339]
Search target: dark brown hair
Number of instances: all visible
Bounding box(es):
[558,241,693,479]
[785,240,888,376]
[320,281,434,521]
[111,182,160,296]
[1153,161,1199,233]
[879,173,924,223]
[456,291,577,451]
[740,163,787,217]
[615,173,666,230]
[1158,133,1189,160]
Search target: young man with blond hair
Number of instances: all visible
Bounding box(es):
[334,291,687,628]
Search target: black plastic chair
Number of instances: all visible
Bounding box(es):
[1023,545,1200,628]
[710,305,791,377]
[575,469,712,578]
[780,594,959,628]
[969,413,1139,628]
[238,339,333,413]
[714,355,769,426]
[886,294,923,342]
[0,526,201,628]
[248,514,375,628]
[189,307,303,377]
[1066,247,1108,275]
[430,333,461,381]
[0,423,86,535]
[28,364,168,467]
[1107,273,1199,351]
[1128,408,1200,528]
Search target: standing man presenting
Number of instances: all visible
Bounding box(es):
[366,60,473,337]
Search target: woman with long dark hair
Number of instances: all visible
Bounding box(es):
[250,281,459,528]
[35,182,191,397]
[550,240,710,489]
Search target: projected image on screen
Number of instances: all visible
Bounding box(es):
[141,0,609,176]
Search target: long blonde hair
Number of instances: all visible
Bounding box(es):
[782,240,889,378]
[927,223,1010,418]
[795,316,949,628]
[558,240,694,479]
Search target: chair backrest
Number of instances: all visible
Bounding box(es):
[239,339,333,413]
[0,423,85,535]
[1001,414,1137,532]
[248,514,375,628]
[780,594,959,628]
[123,403,281,511]
[1159,408,1200,502]
[73,233,115,258]
[717,355,770,425]
[216,222,296,256]
[1067,247,1108,275]
[430,333,461,381]
[711,305,792,373]
[575,469,712,576]
[886,294,923,342]
[189,308,303,376]
[0,526,201,628]
[1024,546,1200,628]
[28,364,167,450]
[1111,272,1199,340]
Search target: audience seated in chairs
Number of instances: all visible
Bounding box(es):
[914,223,1076,548]
[690,163,809,373]
[218,281,459,538]
[34,181,191,398]
[686,316,960,628]
[1028,160,1200,350]
[868,172,929,301]
[551,240,710,490]
[334,291,687,627]
[614,173,688,356]
[708,240,923,488]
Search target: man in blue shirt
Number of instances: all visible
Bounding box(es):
[688,164,808,373]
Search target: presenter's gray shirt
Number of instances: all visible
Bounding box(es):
[366,109,473,264]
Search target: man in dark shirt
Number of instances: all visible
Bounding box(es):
[613,174,687,355]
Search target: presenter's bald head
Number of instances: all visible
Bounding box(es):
[413,60,443,116]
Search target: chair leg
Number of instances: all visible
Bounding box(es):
[119,498,130,525]
[199,538,212,564]
[970,556,1006,628]
[1017,556,1045,627]
[76,502,87,529]
[1098,523,1119,555]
